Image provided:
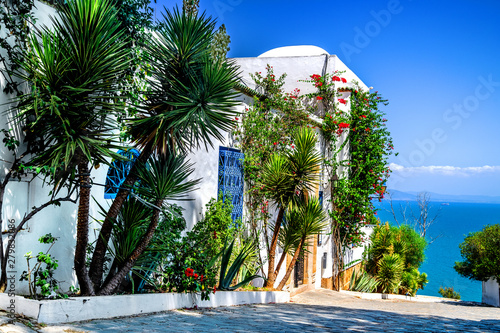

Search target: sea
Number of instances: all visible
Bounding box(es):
[372,200,500,302]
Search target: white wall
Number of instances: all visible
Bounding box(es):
[482,278,500,307]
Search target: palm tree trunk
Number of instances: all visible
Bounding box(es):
[273,248,287,281]
[264,207,284,288]
[97,199,163,295]
[75,161,95,296]
[276,238,304,291]
[89,148,151,288]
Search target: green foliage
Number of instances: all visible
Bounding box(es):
[20,234,66,299]
[438,286,461,300]
[146,197,238,300]
[134,204,218,299]
[349,269,380,293]
[192,196,238,257]
[454,224,500,283]
[365,223,428,295]
[217,240,260,291]
[156,229,217,300]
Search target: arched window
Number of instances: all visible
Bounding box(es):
[104,149,140,199]
[217,146,244,223]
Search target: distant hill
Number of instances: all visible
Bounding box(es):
[385,189,500,204]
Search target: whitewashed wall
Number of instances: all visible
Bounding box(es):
[482,278,500,307]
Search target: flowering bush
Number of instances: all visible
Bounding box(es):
[233,65,311,269]
[303,71,394,248]
[234,65,394,287]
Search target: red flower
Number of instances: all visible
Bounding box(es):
[361,115,367,118]
[273,142,277,145]
[311,74,321,80]
[291,145,295,148]
[213,286,217,293]
[316,96,323,100]
[200,275,204,282]
[332,76,341,82]
[341,78,347,83]
[194,273,199,279]
[185,268,194,277]
[338,98,347,105]
[214,231,217,239]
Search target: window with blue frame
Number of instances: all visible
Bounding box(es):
[217,146,244,223]
[104,149,140,199]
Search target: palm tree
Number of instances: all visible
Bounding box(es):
[88,7,241,292]
[14,0,131,295]
[276,197,327,290]
[261,127,322,288]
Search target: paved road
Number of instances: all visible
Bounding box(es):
[1,289,499,332]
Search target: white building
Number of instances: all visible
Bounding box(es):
[0,1,373,294]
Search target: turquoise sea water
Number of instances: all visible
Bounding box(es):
[373,200,500,302]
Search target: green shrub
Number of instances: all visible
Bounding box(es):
[365,222,428,295]
[192,195,239,258]
[454,224,500,283]
[438,286,461,300]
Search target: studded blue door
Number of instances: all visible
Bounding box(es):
[104,149,140,199]
[218,147,244,223]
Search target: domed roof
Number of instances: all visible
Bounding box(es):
[258,45,329,58]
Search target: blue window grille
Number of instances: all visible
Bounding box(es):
[217,147,244,223]
[104,149,140,199]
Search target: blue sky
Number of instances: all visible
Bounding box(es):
[157,0,500,196]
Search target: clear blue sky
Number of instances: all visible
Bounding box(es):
[157,0,500,196]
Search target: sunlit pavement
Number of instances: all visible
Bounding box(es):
[1,289,499,332]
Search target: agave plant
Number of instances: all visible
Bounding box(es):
[349,269,380,293]
[217,240,260,291]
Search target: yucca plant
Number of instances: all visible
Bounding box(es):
[275,196,327,290]
[262,127,322,288]
[90,7,241,292]
[376,253,404,293]
[13,0,131,295]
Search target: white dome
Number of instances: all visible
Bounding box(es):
[258,45,329,58]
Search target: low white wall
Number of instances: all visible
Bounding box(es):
[482,278,500,307]
[0,291,290,324]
